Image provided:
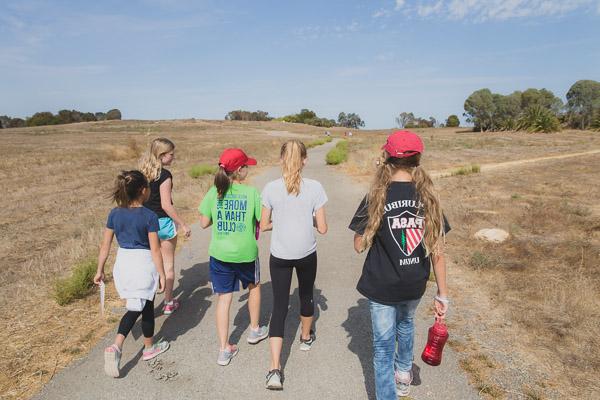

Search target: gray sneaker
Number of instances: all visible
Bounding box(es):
[217,344,238,366]
[247,326,269,344]
[299,330,316,351]
[266,369,283,390]
[395,370,413,397]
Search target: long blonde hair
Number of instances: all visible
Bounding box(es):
[280,140,307,195]
[139,138,175,182]
[360,153,445,256]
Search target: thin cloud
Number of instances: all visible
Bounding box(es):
[382,0,600,21]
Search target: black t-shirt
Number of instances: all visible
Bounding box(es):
[348,182,450,304]
[143,168,173,219]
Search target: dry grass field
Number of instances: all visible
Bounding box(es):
[343,128,600,399]
[0,119,333,399]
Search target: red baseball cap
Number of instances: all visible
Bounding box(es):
[218,148,257,173]
[382,130,424,158]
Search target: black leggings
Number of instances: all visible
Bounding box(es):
[269,252,317,338]
[117,299,155,338]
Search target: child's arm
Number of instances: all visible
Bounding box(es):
[159,178,191,237]
[94,228,114,284]
[314,207,328,234]
[199,214,212,229]
[353,233,363,253]
[431,248,449,320]
[149,231,166,293]
[260,206,273,232]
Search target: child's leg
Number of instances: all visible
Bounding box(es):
[216,293,233,350]
[116,309,143,347]
[160,236,178,302]
[268,255,294,370]
[295,252,317,340]
[369,300,397,400]
[140,299,156,349]
[394,298,420,374]
[247,283,260,330]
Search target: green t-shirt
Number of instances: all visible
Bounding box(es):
[199,184,261,263]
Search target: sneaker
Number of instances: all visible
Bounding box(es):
[395,370,413,397]
[265,369,283,390]
[217,344,238,366]
[247,326,269,344]
[104,344,121,378]
[163,299,180,315]
[142,341,170,361]
[299,330,316,351]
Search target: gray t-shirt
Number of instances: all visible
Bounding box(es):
[261,178,328,260]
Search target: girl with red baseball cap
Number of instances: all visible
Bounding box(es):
[348,130,451,399]
[199,148,268,366]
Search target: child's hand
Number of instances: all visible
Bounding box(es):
[433,296,449,321]
[181,223,191,238]
[93,272,104,285]
[157,274,166,293]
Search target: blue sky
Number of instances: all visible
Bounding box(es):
[1,0,599,128]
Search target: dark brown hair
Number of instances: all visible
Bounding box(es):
[214,166,244,199]
[112,170,149,207]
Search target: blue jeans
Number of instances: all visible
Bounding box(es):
[369,298,421,400]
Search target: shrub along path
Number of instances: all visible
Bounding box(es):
[35,140,477,400]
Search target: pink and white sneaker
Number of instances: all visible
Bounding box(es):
[142,341,170,361]
[163,299,180,315]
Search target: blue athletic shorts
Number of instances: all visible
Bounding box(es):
[209,257,260,294]
[158,217,177,240]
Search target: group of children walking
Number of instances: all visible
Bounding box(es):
[93,130,449,399]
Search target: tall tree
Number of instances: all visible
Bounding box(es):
[464,89,495,132]
[566,80,600,129]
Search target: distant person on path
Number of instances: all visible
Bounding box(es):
[261,140,328,390]
[348,130,450,399]
[140,138,191,315]
[199,148,268,366]
[94,170,169,378]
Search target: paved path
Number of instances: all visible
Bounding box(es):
[35,140,478,400]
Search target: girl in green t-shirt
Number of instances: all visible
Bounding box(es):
[199,148,268,366]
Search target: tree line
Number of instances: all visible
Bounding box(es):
[226,108,365,129]
[0,108,122,129]
[463,80,600,132]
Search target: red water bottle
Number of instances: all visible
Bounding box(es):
[421,320,449,366]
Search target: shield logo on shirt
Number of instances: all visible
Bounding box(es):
[387,211,424,257]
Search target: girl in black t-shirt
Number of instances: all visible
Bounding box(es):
[348,130,450,399]
[140,137,191,315]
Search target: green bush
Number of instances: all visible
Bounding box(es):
[516,105,561,133]
[54,258,97,306]
[106,109,122,120]
[189,164,217,178]
[326,140,348,165]
[445,115,460,127]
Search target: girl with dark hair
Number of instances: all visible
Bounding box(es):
[349,131,450,399]
[94,170,169,378]
[199,148,267,366]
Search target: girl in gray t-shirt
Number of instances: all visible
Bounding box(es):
[261,140,328,390]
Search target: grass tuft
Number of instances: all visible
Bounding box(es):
[451,164,481,176]
[306,136,333,148]
[326,140,349,165]
[189,164,217,179]
[53,258,97,306]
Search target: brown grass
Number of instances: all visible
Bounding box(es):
[0,119,325,399]
[344,127,600,399]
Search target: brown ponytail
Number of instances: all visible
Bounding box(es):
[215,166,231,200]
[112,170,149,207]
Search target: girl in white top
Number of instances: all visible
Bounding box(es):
[261,140,328,390]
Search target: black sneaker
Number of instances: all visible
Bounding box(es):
[299,330,316,351]
[266,369,283,390]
